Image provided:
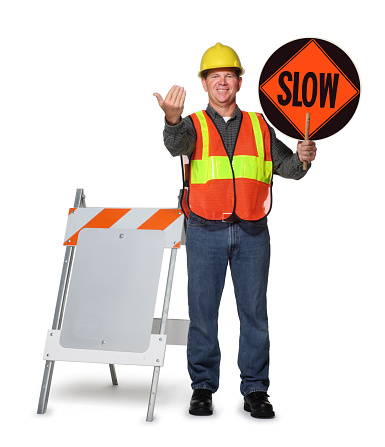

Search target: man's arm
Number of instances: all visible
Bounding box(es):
[270,127,317,180]
[163,117,197,157]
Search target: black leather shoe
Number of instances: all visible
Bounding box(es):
[244,392,275,418]
[189,389,213,416]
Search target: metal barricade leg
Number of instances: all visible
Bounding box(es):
[37,360,55,414]
[37,245,75,413]
[109,364,118,385]
[146,247,178,422]
[37,189,85,414]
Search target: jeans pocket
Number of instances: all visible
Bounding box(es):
[240,217,269,237]
[187,212,207,227]
[242,216,268,228]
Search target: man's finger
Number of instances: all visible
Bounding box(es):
[181,89,187,107]
[153,92,163,107]
[165,85,178,102]
[176,87,186,106]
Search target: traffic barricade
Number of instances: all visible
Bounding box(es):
[37,189,189,421]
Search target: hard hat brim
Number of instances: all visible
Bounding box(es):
[198,66,245,78]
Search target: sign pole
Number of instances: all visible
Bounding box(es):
[303,112,310,170]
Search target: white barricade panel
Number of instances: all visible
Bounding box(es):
[60,228,165,353]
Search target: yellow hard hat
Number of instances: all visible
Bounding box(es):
[198,42,245,78]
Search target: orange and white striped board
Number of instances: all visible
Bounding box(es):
[64,208,184,249]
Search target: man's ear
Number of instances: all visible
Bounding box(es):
[201,77,208,92]
[237,77,243,92]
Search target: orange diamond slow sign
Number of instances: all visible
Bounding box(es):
[259,38,360,140]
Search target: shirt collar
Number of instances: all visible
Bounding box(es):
[205,104,242,122]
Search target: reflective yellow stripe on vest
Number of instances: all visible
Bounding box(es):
[195,110,210,160]
[191,111,272,185]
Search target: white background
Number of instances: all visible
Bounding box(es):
[1,1,384,446]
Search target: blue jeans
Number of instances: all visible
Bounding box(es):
[186,212,270,396]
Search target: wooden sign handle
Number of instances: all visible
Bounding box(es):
[303,113,310,171]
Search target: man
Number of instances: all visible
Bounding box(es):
[154,43,316,418]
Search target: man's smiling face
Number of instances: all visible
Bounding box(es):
[201,68,242,112]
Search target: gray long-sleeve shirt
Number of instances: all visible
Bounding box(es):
[164,104,310,180]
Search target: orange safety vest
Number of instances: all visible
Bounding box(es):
[180,110,273,221]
